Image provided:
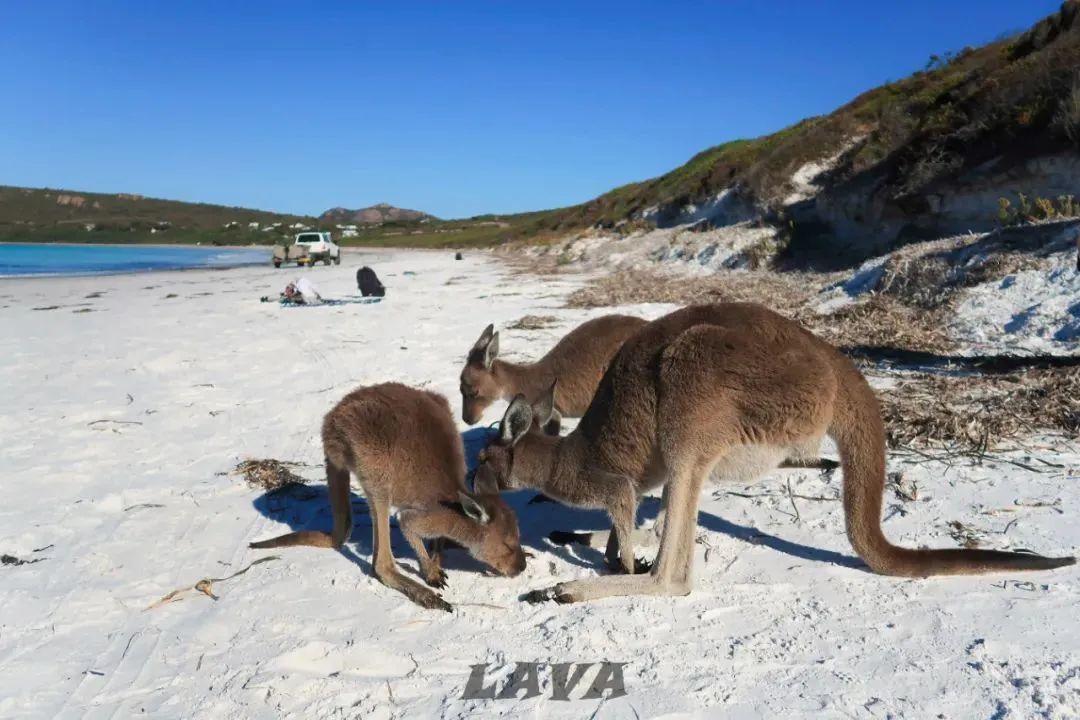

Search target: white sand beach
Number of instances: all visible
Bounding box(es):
[1,249,1078,719]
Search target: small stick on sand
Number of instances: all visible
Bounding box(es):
[144,556,280,610]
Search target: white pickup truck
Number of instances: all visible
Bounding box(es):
[272,232,342,267]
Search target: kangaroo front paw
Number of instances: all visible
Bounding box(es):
[423,567,448,589]
[522,587,554,603]
[522,583,578,604]
[551,583,578,603]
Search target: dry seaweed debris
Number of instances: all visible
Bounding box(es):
[233,459,310,492]
[946,520,986,549]
[565,269,954,354]
[875,242,1048,309]
[853,223,1070,310]
[803,295,956,353]
[564,268,830,317]
[879,367,1080,450]
[506,314,559,330]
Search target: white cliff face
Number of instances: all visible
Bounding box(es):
[930,154,1080,231]
[531,221,780,276]
[647,137,1080,268]
[641,187,758,229]
[781,135,867,206]
[545,140,1078,275]
[811,151,1080,258]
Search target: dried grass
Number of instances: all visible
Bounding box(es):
[564,269,831,317]
[876,244,1050,309]
[565,269,954,353]
[802,295,956,353]
[868,224,1070,309]
[946,520,986,548]
[879,367,1080,449]
[506,314,559,330]
[233,459,310,492]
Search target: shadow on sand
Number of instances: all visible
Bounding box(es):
[841,346,1080,374]
[249,427,864,582]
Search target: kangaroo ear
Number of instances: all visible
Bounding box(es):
[472,464,500,496]
[500,394,533,446]
[532,378,557,429]
[458,492,491,524]
[483,331,500,369]
[542,409,562,436]
[469,325,499,369]
[472,323,494,348]
[471,324,493,352]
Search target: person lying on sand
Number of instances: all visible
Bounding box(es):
[259,276,382,306]
[280,277,322,305]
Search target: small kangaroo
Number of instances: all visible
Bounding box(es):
[250,383,526,611]
[460,315,648,430]
[475,303,1075,604]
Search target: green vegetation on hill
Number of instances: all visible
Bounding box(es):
[0,183,555,248]
[331,211,561,249]
[542,0,1080,234]
[0,186,314,246]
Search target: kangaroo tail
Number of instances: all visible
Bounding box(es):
[829,359,1075,577]
[249,531,338,549]
[249,456,354,552]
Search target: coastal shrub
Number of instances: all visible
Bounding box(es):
[997,193,1079,225]
[1055,74,1080,145]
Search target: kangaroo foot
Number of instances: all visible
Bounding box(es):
[423,567,448,589]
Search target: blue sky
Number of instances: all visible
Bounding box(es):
[0,1,1063,219]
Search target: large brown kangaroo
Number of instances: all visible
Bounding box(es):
[460,315,648,429]
[475,303,1075,603]
[250,383,526,611]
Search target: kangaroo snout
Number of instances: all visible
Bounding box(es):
[505,552,527,577]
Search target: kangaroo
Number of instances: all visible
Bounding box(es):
[475,303,1075,604]
[460,315,648,431]
[250,383,526,611]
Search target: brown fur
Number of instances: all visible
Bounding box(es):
[477,303,1075,603]
[249,383,526,611]
[460,315,648,427]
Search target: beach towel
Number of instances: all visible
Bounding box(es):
[278,296,383,308]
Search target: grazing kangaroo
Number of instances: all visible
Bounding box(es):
[475,303,1075,604]
[460,315,648,430]
[250,383,526,611]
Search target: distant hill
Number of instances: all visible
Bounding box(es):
[0,185,316,245]
[319,203,435,225]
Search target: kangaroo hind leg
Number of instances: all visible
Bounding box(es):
[363,483,451,612]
